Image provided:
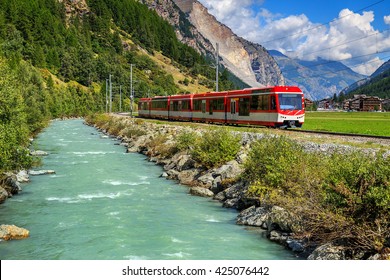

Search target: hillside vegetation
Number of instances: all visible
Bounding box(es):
[0,0,240,173]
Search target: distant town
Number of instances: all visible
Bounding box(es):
[305,95,390,112]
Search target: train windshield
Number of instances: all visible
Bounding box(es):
[278,94,303,110]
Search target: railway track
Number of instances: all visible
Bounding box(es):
[289,128,390,140]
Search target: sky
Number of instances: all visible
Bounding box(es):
[197,0,390,75]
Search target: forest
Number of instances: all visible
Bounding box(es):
[0,0,237,172]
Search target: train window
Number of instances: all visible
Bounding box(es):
[250,96,259,110]
[193,100,202,111]
[239,98,250,116]
[251,95,269,110]
[171,101,179,111]
[260,95,269,110]
[210,98,225,111]
[151,100,167,109]
[271,96,276,110]
[279,94,303,110]
[182,100,190,110]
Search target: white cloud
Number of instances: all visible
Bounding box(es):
[198,1,390,75]
[385,15,390,25]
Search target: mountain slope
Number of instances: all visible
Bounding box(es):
[269,50,366,100]
[341,59,390,95]
[143,0,284,87]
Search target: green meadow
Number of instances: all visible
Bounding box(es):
[303,111,390,136]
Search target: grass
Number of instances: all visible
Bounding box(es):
[303,111,390,136]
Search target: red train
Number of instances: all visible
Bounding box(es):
[138,86,305,128]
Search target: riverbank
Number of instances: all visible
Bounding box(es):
[85,114,390,260]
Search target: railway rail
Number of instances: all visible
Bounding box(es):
[289,128,390,140]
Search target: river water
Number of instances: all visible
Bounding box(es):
[0,119,296,260]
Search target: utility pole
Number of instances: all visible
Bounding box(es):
[130,64,134,117]
[215,42,219,92]
[119,85,122,112]
[109,74,112,113]
[105,79,108,113]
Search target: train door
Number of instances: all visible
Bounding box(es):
[230,99,237,122]
[201,100,206,121]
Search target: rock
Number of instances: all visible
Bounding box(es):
[214,191,226,201]
[236,206,268,228]
[268,230,289,243]
[223,198,239,208]
[16,170,30,183]
[210,175,222,193]
[0,224,29,240]
[0,187,8,203]
[308,243,346,260]
[178,169,199,185]
[3,176,22,195]
[176,155,195,171]
[29,170,56,176]
[267,206,294,232]
[166,169,180,180]
[30,150,48,156]
[286,237,305,252]
[189,186,214,197]
[213,160,242,180]
[197,172,214,188]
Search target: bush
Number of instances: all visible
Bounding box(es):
[191,128,241,168]
[176,130,198,151]
[242,136,390,254]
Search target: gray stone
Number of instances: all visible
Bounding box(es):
[176,155,195,171]
[213,160,242,180]
[286,238,305,252]
[29,170,56,176]
[16,170,30,183]
[223,198,239,208]
[0,187,8,204]
[30,150,48,156]
[308,243,346,260]
[189,186,214,197]
[236,206,268,227]
[178,169,199,185]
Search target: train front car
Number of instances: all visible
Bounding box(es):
[274,86,305,128]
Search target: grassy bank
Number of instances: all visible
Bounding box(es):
[304,112,390,136]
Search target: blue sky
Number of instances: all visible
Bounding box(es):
[198,0,390,75]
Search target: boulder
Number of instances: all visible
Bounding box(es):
[197,172,214,188]
[3,175,22,195]
[29,170,56,176]
[16,170,30,183]
[0,224,29,240]
[236,206,268,228]
[213,160,242,180]
[0,187,8,204]
[308,243,346,260]
[176,155,195,171]
[178,169,199,186]
[189,186,214,197]
[30,150,48,156]
[267,206,295,232]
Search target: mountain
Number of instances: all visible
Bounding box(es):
[269,50,366,101]
[142,0,284,88]
[341,59,390,95]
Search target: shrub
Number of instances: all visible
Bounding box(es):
[176,130,199,151]
[191,128,241,168]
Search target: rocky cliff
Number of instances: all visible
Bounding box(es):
[142,0,284,87]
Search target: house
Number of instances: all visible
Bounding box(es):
[343,95,382,111]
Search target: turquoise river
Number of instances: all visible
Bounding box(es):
[0,119,297,260]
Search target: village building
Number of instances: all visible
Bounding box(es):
[343,95,382,111]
